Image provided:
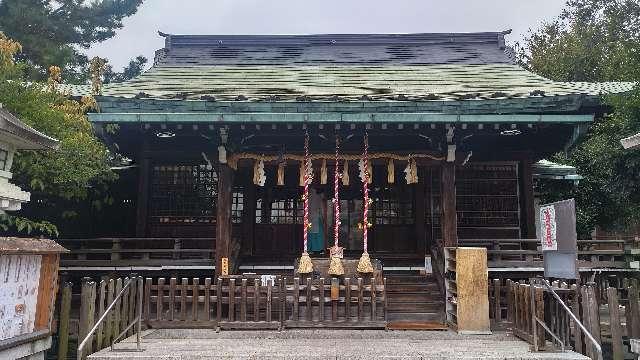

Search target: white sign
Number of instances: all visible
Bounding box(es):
[0,255,41,341]
[539,205,557,251]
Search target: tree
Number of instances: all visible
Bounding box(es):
[0,33,117,237]
[103,55,147,84]
[520,0,640,236]
[0,0,144,82]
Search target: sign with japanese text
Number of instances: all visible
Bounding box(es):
[539,205,557,251]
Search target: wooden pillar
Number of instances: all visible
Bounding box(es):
[441,162,458,247]
[242,168,257,256]
[519,156,536,238]
[135,157,150,237]
[216,164,234,276]
[415,166,427,255]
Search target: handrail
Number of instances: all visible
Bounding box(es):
[536,279,603,360]
[77,276,143,358]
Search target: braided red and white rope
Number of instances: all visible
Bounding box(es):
[363,132,370,252]
[333,135,341,248]
[302,130,310,253]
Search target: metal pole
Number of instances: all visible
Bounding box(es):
[541,279,603,360]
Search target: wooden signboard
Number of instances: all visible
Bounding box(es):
[0,238,67,343]
[221,257,229,276]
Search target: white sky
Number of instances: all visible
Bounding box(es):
[86,0,567,70]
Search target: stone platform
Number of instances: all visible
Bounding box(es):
[89,329,589,359]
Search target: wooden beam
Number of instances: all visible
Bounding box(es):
[216,164,234,276]
[441,162,458,247]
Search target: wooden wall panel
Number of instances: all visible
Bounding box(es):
[34,254,59,330]
[456,247,490,334]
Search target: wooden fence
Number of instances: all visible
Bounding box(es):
[55,276,144,359]
[145,276,386,329]
[490,278,640,360]
[55,275,386,359]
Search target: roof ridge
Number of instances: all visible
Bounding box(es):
[160,31,510,48]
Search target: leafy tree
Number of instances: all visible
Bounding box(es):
[520,0,640,236]
[0,33,116,237]
[104,55,147,84]
[0,0,144,82]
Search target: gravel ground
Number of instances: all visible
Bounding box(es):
[89,329,589,359]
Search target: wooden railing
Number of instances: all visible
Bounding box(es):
[56,275,387,358]
[489,277,640,359]
[145,275,386,329]
[459,238,631,269]
[58,238,214,268]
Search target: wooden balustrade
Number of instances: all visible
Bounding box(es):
[459,238,630,269]
[59,237,636,271]
[58,238,214,268]
[144,276,386,329]
[489,277,640,359]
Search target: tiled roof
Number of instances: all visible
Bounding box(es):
[155,32,515,66]
[59,32,636,102]
[0,106,59,150]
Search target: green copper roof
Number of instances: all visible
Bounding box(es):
[533,159,583,180]
[60,64,635,102]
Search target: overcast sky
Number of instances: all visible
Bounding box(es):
[86,0,567,71]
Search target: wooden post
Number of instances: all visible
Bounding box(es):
[628,281,640,339]
[155,278,164,322]
[95,280,106,349]
[519,156,536,238]
[216,164,234,276]
[345,278,351,321]
[192,278,200,321]
[493,279,501,322]
[78,278,96,359]
[57,282,72,360]
[607,287,624,360]
[180,278,188,321]
[293,278,300,321]
[204,278,212,321]
[135,153,150,237]
[535,286,545,350]
[571,284,583,354]
[440,162,457,247]
[169,278,176,321]
[241,279,248,322]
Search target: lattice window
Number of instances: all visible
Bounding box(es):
[232,189,244,224]
[255,199,263,224]
[269,199,303,224]
[456,163,521,234]
[149,163,217,224]
[371,187,414,225]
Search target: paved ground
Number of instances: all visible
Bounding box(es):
[89,329,589,359]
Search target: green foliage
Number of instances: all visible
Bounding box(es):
[0,214,58,237]
[0,0,144,82]
[0,33,117,236]
[104,56,147,84]
[521,0,640,235]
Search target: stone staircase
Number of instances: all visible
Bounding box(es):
[385,274,446,329]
